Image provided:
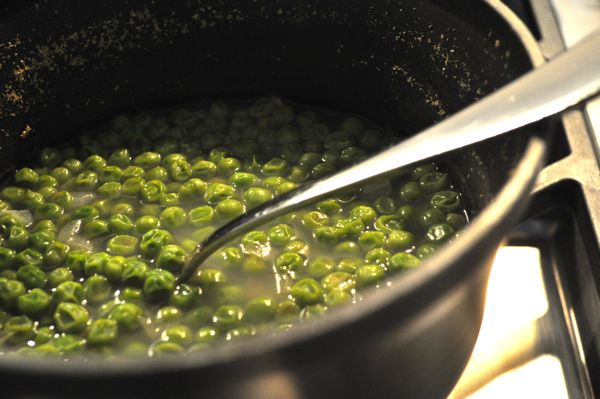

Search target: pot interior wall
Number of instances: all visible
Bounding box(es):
[0,0,535,212]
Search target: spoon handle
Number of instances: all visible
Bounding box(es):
[179,29,600,282]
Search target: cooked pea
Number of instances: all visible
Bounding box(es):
[144,166,168,181]
[143,268,176,302]
[84,252,110,276]
[110,303,144,332]
[62,250,87,275]
[109,148,132,168]
[15,168,39,187]
[191,160,217,179]
[399,181,424,203]
[37,174,58,189]
[419,172,448,193]
[87,318,119,346]
[62,158,83,173]
[98,182,122,199]
[0,279,26,309]
[109,213,134,234]
[134,215,161,234]
[43,241,70,268]
[134,152,161,169]
[324,289,353,307]
[321,272,355,292]
[6,226,29,251]
[389,253,421,271]
[139,229,173,257]
[386,230,415,251]
[47,267,73,287]
[3,315,34,344]
[84,274,112,304]
[140,180,167,203]
[334,218,365,239]
[430,191,461,212]
[99,165,124,183]
[122,165,145,179]
[83,219,109,239]
[374,214,406,234]
[0,247,15,270]
[213,305,243,331]
[204,183,235,204]
[268,224,294,247]
[355,264,386,287]
[214,247,243,269]
[291,278,323,306]
[160,207,186,229]
[74,170,99,190]
[121,259,149,287]
[301,211,329,228]
[365,248,391,265]
[34,203,64,222]
[307,257,336,279]
[415,243,440,259]
[54,302,89,333]
[169,284,199,310]
[215,199,245,220]
[72,205,99,222]
[17,265,46,288]
[106,235,138,256]
[334,241,361,256]
[243,187,273,209]
[178,178,208,203]
[121,177,145,196]
[426,223,455,242]
[313,226,340,245]
[156,245,186,273]
[418,207,446,229]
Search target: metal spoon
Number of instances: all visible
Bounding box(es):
[178,29,600,282]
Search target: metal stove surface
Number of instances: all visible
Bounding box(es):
[449,1,600,397]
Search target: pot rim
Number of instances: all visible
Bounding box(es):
[0,0,548,377]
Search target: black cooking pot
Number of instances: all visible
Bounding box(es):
[0,0,548,398]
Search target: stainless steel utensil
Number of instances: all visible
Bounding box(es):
[179,29,600,282]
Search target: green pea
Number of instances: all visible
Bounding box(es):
[32,219,57,232]
[161,324,193,346]
[365,247,391,265]
[446,212,468,229]
[358,231,386,251]
[84,274,112,304]
[50,191,73,210]
[192,226,216,242]
[307,257,336,279]
[97,182,122,199]
[53,281,84,304]
[119,287,143,305]
[109,302,144,332]
[263,177,286,190]
[313,226,340,245]
[334,241,361,256]
[276,300,301,322]
[204,183,235,205]
[194,326,218,345]
[169,284,199,309]
[334,218,365,239]
[17,264,46,288]
[243,187,273,209]
[74,171,99,190]
[430,191,461,212]
[418,207,446,229]
[134,151,161,169]
[87,318,119,346]
[214,247,243,269]
[163,159,191,183]
[144,166,168,181]
[50,167,72,183]
[399,181,425,203]
[426,223,455,242]
[43,241,70,268]
[213,305,243,332]
[98,166,124,183]
[276,181,298,195]
[158,206,185,229]
[139,228,173,257]
[123,165,145,179]
[321,271,355,292]
[239,255,265,274]
[415,243,440,259]
[340,146,366,164]
[178,178,208,203]
[54,302,89,333]
[140,179,167,203]
[0,278,25,309]
[34,203,64,222]
[134,215,161,234]
[287,166,309,183]
[35,326,55,345]
[374,214,406,234]
[47,267,73,287]
[315,199,341,216]
[183,305,212,329]
[37,174,58,189]
[84,252,110,276]
[273,252,304,273]
[386,230,415,251]
[324,289,353,307]
[310,162,336,178]
[389,252,421,271]
[189,159,216,179]
[261,158,288,176]
[291,278,323,306]
[83,155,107,172]
[241,231,269,257]
[109,148,132,168]
[3,315,34,344]
[121,259,149,287]
[22,190,45,211]
[106,235,138,256]
[81,219,108,239]
[355,264,386,287]
[265,224,292,247]
[121,177,145,196]
[151,341,183,356]
[419,172,448,193]
[139,204,161,217]
[62,158,83,173]
[6,226,29,251]
[108,213,134,234]
[104,256,125,282]
[410,164,436,180]
[14,248,44,268]
[72,205,99,222]
[15,168,39,187]
[156,245,187,273]
[190,268,226,288]
[301,211,329,228]
[373,197,396,215]
[215,199,245,220]
[243,296,276,323]
[0,247,15,270]
[143,268,176,302]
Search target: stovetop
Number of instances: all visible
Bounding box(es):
[450,1,600,398]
